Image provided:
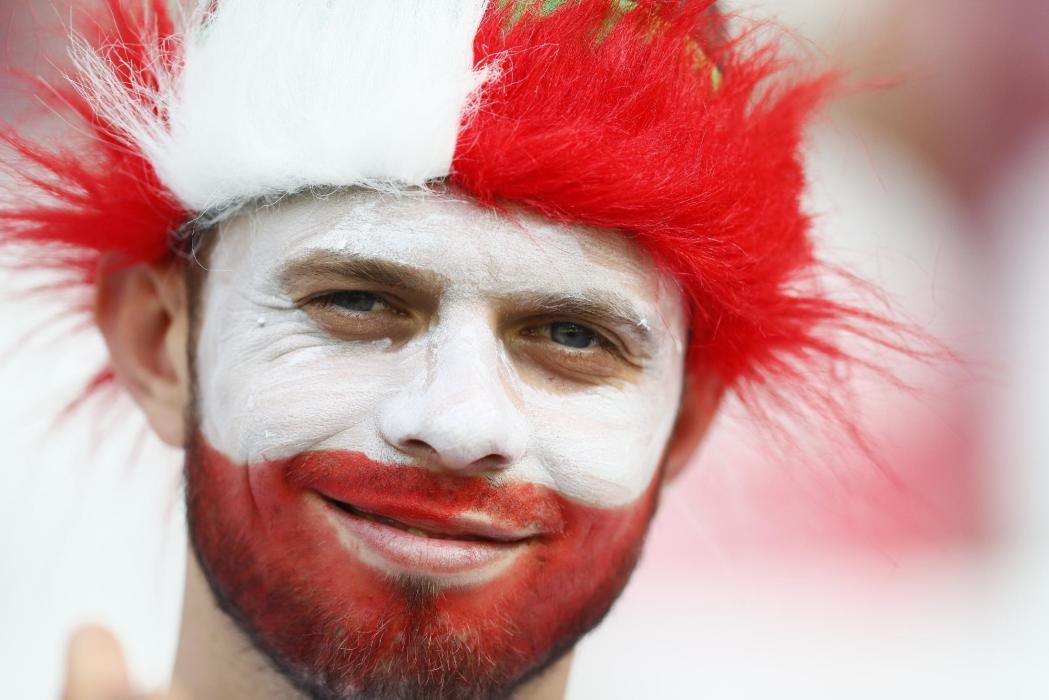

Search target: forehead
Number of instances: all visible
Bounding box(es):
[209,189,685,329]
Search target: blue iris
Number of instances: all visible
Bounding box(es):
[550,322,594,349]
[328,291,382,312]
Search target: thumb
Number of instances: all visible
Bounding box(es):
[63,625,133,700]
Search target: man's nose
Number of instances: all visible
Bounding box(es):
[377,319,528,475]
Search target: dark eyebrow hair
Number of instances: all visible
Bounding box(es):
[499,291,654,347]
[279,251,445,294]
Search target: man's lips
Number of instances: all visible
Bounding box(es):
[321,496,539,543]
[318,495,532,579]
[291,450,566,537]
[288,450,566,579]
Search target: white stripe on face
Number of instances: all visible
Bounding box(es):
[194,190,687,508]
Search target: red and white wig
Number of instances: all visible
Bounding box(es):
[0,0,905,431]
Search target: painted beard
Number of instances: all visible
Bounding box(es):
[184,426,662,700]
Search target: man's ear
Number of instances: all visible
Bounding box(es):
[663,372,723,483]
[95,255,191,447]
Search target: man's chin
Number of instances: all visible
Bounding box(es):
[184,431,659,699]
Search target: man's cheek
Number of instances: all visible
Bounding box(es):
[523,385,680,507]
[196,338,414,463]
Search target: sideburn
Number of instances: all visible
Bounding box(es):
[181,223,217,434]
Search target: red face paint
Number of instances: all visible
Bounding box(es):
[186,433,659,698]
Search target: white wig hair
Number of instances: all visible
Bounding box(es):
[69,0,492,214]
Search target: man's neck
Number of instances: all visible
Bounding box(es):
[171,549,573,699]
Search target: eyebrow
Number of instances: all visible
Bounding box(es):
[280,251,445,295]
[499,291,654,347]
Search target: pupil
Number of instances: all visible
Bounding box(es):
[331,291,379,312]
[550,322,593,349]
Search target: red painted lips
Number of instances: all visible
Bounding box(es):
[288,448,566,542]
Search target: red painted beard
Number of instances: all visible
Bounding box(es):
[185,432,661,700]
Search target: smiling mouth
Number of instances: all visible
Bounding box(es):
[325,498,523,544]
[319,494,534,580]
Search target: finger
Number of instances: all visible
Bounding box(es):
[134,679,191,700]
[140,691,184,700]
[164,680,192,700]
[63,625,133,700]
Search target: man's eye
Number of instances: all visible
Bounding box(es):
[320,291,388,313]
[548,321,597,349]
[514,320,633,384]
[300,289,412,343]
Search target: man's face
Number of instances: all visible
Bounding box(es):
[185,190,688,699]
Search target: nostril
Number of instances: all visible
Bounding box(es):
[378,388,527,473]
[397,435,512,473]
[470,453,511,472]
[400,438,437,456]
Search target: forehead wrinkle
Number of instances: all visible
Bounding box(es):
[490,211,608,295]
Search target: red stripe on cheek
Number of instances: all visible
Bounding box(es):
[186,434,659,694]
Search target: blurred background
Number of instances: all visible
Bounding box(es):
[1,1,1046,698]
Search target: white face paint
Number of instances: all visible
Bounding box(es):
[194,190,687,508]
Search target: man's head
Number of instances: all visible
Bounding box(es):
[95,188,718,697]
[1,1,878,698]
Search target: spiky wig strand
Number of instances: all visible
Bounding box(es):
[1,0,913,447]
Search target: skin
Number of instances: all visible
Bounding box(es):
[66,190,721,699]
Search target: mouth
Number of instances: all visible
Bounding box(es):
[326,498,534,542]
[319,494,536,581]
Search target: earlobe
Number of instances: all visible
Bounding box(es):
[95,256,191,447]
[663,372,723,483]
